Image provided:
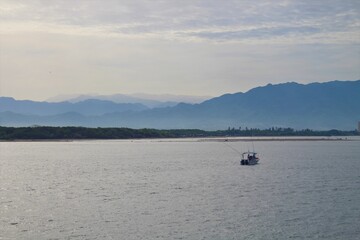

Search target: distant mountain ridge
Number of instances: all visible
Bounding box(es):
[0,97,148,116]
[1,80,359,130]
[47,93,211,108]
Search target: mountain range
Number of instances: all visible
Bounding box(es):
[47,93,211,108]
[1,80,359,130]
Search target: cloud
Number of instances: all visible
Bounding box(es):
[0,0,359,44]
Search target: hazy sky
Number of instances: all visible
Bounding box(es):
[0,0,359,100]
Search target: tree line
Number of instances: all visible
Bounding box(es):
[0,126,358,140]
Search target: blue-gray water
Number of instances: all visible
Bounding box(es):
[1,138,360,240]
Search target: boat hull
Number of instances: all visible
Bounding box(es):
[240,159,259,165]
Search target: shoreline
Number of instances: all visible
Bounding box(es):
[1,136,357,143]
[198,137,355,142]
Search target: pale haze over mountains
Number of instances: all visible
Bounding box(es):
[1,1,359,100]
[1,80,359,130]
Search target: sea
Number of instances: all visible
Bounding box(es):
[1,137,360,240]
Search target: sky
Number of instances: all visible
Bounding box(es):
[0,0,359,101]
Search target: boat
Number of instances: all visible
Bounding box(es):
[240,151,259,165]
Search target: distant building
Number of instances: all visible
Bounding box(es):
[358,122,360,132]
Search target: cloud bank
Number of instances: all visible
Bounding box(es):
[0,0,359,100]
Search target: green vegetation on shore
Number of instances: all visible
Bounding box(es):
[0,126,358,140]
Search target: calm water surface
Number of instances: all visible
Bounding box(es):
[1,138,360,240]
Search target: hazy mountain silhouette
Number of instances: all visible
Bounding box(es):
[0,98,148,116]
[1,80,359,130]
[47,93,211,108]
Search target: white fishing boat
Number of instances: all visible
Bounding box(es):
[240,151,259,165]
